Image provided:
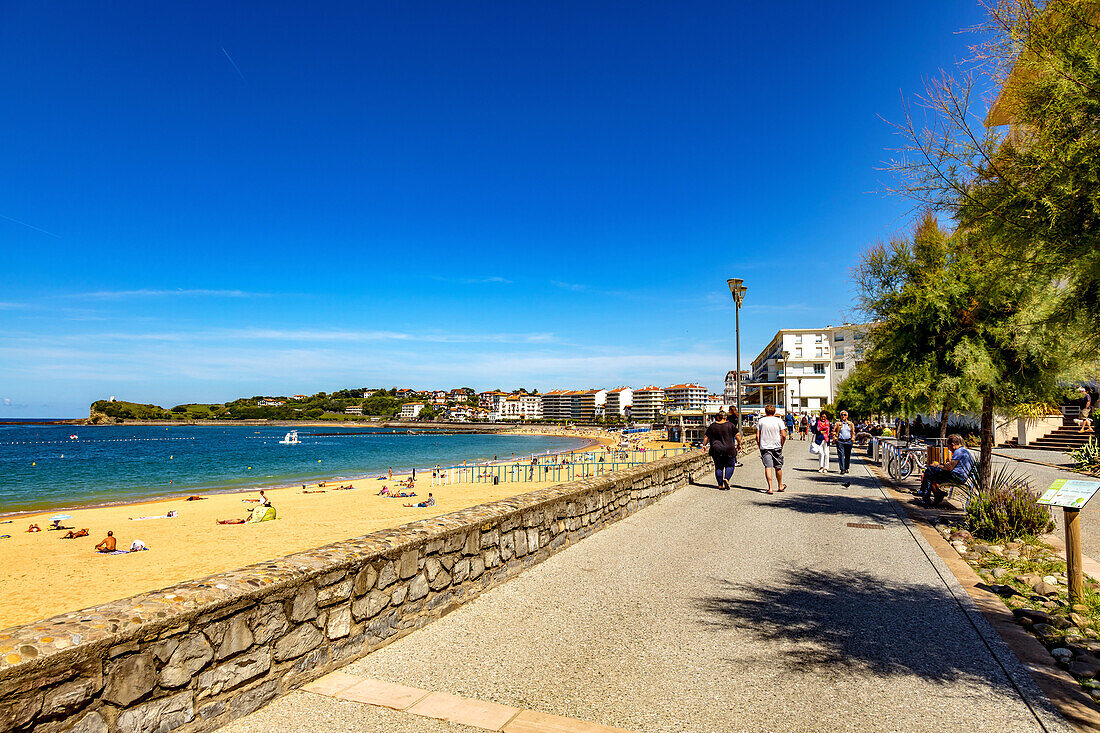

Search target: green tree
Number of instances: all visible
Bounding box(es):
[888,0,1100,341]
[856,218,1095,489]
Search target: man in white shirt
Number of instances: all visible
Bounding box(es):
[756,404,787,495]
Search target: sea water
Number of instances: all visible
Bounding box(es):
[0,423,589,514]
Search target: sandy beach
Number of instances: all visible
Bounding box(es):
[1,429,682,630]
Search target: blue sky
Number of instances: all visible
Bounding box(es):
[1,1,992,417]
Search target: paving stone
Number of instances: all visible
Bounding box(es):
[405,690,520,729]
[337,678,430,710]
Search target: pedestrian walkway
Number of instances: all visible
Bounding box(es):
[221,445,1073,733]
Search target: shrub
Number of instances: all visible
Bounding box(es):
[964,465,1053,541]
[1069,437,1100,473]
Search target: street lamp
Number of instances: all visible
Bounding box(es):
[727,278,748,435]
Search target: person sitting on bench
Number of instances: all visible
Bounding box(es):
[918,434,974,505]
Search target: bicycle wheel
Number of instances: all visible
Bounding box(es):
[898,454,915,480]
[887,452,902,481]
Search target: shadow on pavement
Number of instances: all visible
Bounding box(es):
[698,568,1007,684]
[755,493,898,524]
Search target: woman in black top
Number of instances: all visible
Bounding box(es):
[702,411,742,490]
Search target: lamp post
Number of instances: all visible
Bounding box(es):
[727,279,748,435]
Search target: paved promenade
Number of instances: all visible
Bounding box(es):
[222,444,1072,733]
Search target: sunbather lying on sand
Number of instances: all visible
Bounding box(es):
[27,524,40,533]
[403,493,436,508]
[384,491,416,498]
[185,496,206,501]
[61,528,89,539]
[302,489,325,494]
[377,486,391,496]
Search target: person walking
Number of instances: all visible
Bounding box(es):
[756,404,787,494]
[800,414,809,440]
[815,411,832,473]
[784,411,795,439]
[701,411,742,491]
[1079,387,1094,433]
[834,410,854,475]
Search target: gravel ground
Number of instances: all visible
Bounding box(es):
[223,446,1070,733]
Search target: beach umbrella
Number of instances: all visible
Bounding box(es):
[49,514,73,522]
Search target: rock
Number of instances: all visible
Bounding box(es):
[251,602,289,645]
[399,550,419,579]
[1017,574,1041,586]
[391,584,407,605]
[429,568,451,591]
[1034,582,1061,596]
[0,693,42,731]
[103,653,157,706]
[161,634,214,688]
[950,542,968,554]
[973,544,995,555]
[43,677,101,717]
[197,647,272,697]
[1070,655,1100,679]
[1005,551,1020,560]
[1052,647,1074,662]
[317,578,353,607]
[992,567,1009,579]
[1043,575,1058,586]
[218,614,254,659]
[989,584,1022,598]
[290,584,318,622]
[229,679,280,718]
[950,530,973,542]
[1033,623,1057,637]
[376,561,397,590]
[326,606,352,639]
[470,556,485,579]
[1092,689,1100,702]
[425,557,443,582]
[116,690,193,733]
[354,564,378,595]
[274,623,322,662]
[1071,613,1089,628]
[963,552,982,562]
[1073,604,1090,614]
[69,711,108,733]
[352,589,389,620]
[408,573,429,601]
[452,558,470,583]
[1050,615,1073,629]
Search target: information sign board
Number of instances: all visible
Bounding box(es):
[1037,479,1100,509]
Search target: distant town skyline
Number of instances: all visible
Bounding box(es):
[0,2,990,416]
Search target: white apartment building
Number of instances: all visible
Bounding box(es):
[491,393,543,421]
[723,371,751,406]
[604,387,633,417]
[344,405,363,415]
[631,387,664,422]
[399,402,424,419]
[664,384,706,411]
[745,324,868,414]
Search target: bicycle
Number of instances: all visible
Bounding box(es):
[885,437,926,481]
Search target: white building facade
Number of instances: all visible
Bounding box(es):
[744,324,868,415]
[631,387,665,422]
[399,402,424,419]
[604,388,633,417]
[664,384,706,410]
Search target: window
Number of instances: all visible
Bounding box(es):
[794,335,802,344]
[834,333,844,342]
[835,361,845,370]
[815,348,823,358]
[814,363,826,374]
[815,334,823,343]
[795,348,802,358]
[835,347,844,356]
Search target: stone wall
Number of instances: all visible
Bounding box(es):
[0,449,718,733]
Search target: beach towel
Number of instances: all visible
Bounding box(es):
[130,510,178,521]
[105,550,129,555]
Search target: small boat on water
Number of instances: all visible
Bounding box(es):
[69,434,78,440]
[278,430,300,445]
